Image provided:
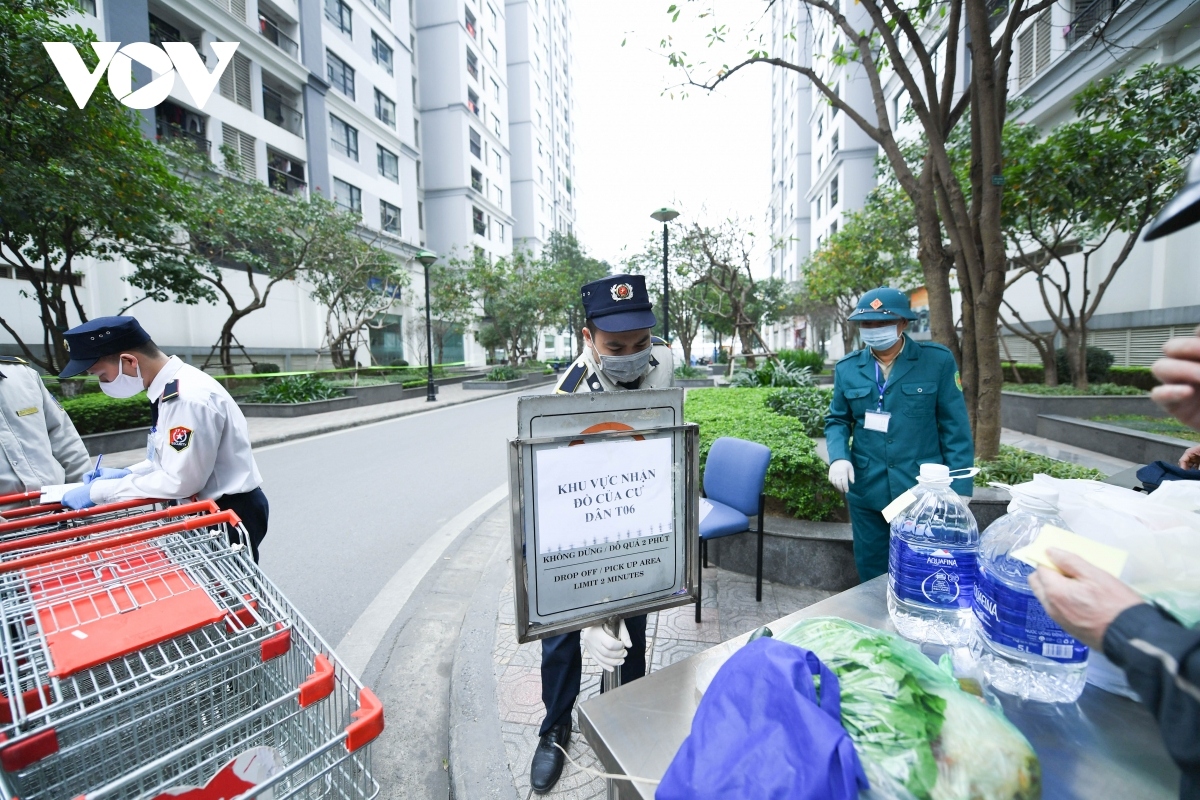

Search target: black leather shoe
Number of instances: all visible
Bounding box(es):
[530,721,571,794]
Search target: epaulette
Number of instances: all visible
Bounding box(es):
[651,336,668,346]
[161,379,180,401]
[835,350,861,364]
[585,371,604,392]
[555,364,587,394]
[0,356,28,365]
[915,339,954,357]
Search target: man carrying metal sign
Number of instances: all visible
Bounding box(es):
[530,273,674,794]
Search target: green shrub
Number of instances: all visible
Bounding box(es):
[251,363,281,375]
[975,445,1104,486]
[61,392,152,435]
[244,375,343,404]
[685,388,843,521]
[764,386,834,437]
[776,348,826,372]
[1002,382,1144,396]
[389,359,409,367]
[1055,346,1114,383]
[674,364,706,379]
[1000,362,1045,384]
[1107,366,1159,391]
[487,365,522,381]
[729,361,815,388]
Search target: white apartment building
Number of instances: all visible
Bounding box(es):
[504,0,576,254]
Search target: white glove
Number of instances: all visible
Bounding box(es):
[828,460,855,493]
[581,621,632,672]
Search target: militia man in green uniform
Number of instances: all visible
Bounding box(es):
[825,287,975,581]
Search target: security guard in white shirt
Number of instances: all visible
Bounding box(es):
[0,355,91,496]
[57,317,269,560]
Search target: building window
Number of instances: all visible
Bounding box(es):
[410,33,416,62]
[466,47,478,79]
[77,0,96,14]
[491,112,501,136]
[416,159,422,187]
[371,0,390,18]
[471,167,483,192]
[467,89,480,116]
[831,130,839,155]
[380,200,401,234]
[469,127,482,158]
[498,222,505,242]
[413,119,420,145]
[538,167,543,184]
[221,123,256,180]
[465,6,477,38]
[488,2,497,27]
[412,76,418,105]
[495,153,502,173]
[329,114,359,160]
[374,89,396,127]
[494,186,503,206]
[830,220,838,236]
[268,150,306,194]
[218,52,252,109]
[490,77,500,101]
[473,206,486,236]
[816,195,822,218]
[1018,10,1052,87]
[372,32,393,74]
[418,201,424,229]
[377,145,399,181]
[830,174,839,206]
[325,0,351,34]
[326,50,355,99]
[488,40,498,65]
[333,177,361,214]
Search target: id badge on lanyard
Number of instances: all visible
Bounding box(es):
[865,362,891,433]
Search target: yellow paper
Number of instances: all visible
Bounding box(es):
[1010,524,1128,578]
[882,490,918,524]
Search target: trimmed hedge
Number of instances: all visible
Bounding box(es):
[685,388,843,522]
[1057,346,1114,384]
[764,386,833,437]
[1001,362,1045,384]
[61,392,152,436]
[1107,366,1159,391]
[1001,382,1145,396]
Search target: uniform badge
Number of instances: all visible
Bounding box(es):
[610,282,634,301]
[954,371,963,391]
[870,298,883,310]
[15,407,38,417]
[168,426,193,452]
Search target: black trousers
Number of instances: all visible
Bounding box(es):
[216,487,269,562]
[539,614,647,736]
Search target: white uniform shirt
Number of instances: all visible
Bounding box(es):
[0,359,91,494]
[90,357,262,504]
[554,338,675,394]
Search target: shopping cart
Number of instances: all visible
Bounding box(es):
[0,509,382,800]
[0,500,215,560]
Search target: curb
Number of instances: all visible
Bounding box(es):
[448,510,521,800]
[249,380,549,449]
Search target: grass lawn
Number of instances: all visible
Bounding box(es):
[1091,415,1200,443]
[1002,382,1145,396]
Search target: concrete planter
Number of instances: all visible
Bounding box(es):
[968,486,1011,531]
[708,513,858,592]
[1035,414,1193,465]
[81,426,151,457]
[1001,391,1165,435]
[675,378,715,388]
[239,395,358,418]
[462,373,556,391]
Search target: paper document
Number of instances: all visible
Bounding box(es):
[699,498,714,523]
[40,483,83,504]
[1011,524,1129,578]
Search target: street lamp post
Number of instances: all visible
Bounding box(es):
[649,208,680,342]
[416,249,439,402]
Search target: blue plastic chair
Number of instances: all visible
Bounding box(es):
[697,437,772,622]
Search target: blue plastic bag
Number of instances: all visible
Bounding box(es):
[656,637,869,800]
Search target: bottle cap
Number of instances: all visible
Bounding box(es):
[1009,481,1059,513]
[918,463,951,483]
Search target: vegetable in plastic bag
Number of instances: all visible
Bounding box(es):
[778,617,1040,800]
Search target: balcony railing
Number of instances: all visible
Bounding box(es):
[471,176,483,192]
[158,124,210,155]
[259,15,299,58]
[1065,0,1121,45]
[263,91,304,136]
[268,166,307,195]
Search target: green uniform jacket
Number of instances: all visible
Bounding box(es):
[825,335,975,509]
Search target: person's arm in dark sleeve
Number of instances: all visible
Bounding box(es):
[1104,603,1200,782]
[935,356,975,497]
[824,374,854,464]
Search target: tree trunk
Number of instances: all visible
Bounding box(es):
[1066,329,1088,390]
[1039,337,1059,386]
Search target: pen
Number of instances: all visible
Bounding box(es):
[91,453,103,482]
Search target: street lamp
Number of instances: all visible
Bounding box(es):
[416,249,439,402]
[649,207,680,342]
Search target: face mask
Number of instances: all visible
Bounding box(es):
[99,358,144,399]
[860,325,900,351]
[590,341,653,384]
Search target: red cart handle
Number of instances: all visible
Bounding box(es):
[0,509,241,573]
[0,490,44,509]
[0,498,164,534]
[345,688,384,752]
[299,655,335,707]
[0,501,219,556]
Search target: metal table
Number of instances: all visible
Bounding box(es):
[579,576,1181,799]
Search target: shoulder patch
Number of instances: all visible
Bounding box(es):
[651,336,668,346]
[555,364,587,394]
[167,425,193,452]
[0,356,28,365]
[161,379,180,401]
[954,370,963,392]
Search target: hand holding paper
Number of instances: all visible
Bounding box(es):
[1011,524,1128,578]
[1028,547,1144,650]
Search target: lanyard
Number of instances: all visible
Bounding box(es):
[874,361,888,411]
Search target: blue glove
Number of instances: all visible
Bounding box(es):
[84,467,131,484]
[61,484,96,510]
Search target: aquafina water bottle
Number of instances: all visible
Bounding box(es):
[887,463,980,645]
[971,481,1088,703]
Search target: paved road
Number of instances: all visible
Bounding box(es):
[254,387,548,798]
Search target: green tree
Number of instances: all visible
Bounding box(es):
[624,221,714,364]
[0,0,205,372]
[800,187,920,353]
[542,231,610,356]
[426,256,478,363]
[469,250,556,364]
[1001,65,1200,389]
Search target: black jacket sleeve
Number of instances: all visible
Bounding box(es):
[1103,603,1200,796]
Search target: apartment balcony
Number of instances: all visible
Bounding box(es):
[1065,0,1121,45]
[158,124,210,155]
[263,89,304,136]
[259,14,299,58]
[268,165,307,195]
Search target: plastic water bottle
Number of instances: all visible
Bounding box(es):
[971,481,1088,703]
[887,463,980,646]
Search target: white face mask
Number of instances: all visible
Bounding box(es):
[99,358,144,399]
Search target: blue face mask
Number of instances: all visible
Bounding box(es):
[860,325,900,351]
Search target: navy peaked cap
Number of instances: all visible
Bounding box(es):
[59,316,152,378]
[581,274,657,333]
